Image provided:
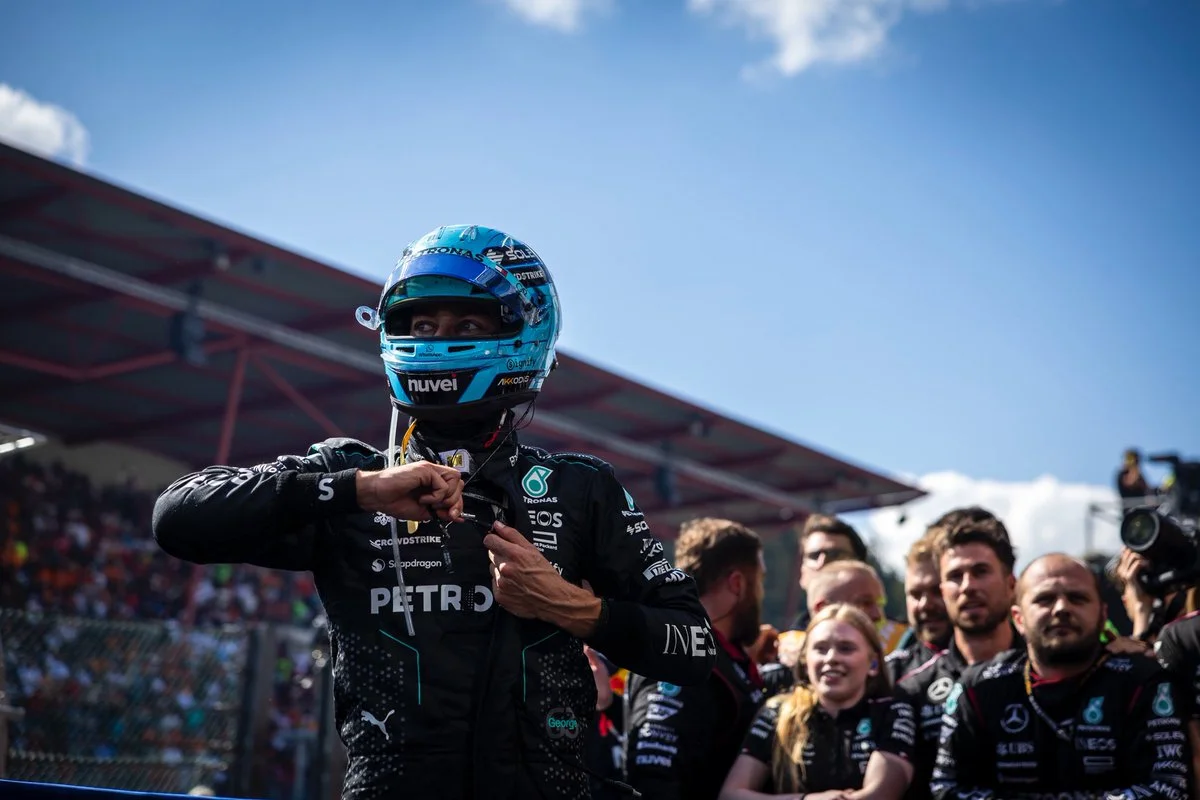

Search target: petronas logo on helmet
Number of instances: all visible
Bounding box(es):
[410,245,485,263]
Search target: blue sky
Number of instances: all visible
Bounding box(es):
[2,0,1198,494]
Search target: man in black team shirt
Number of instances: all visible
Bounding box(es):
[932,553,1190,800]
[887,529,952,683]
[1154,607,1200,790]
[624,518,766,800]
[895,513,1022,800]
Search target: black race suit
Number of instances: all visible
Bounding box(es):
[622,629,765,800]
[738,692,916,794]
[152,434,715,800]
[1156,610,1200,721]
[931,650,1191,800]
[886,639,943,686]
[893,631,1025,800]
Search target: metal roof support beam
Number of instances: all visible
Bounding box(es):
[537,386,624,411]
[0,337,248,387]
[566,354,890,484]
[2,336,248,406]
[0,348,78,380]
[250,353,344,439]
[0,233,825,516]
[65,377,369,447]
[1,147,368,289]
[530,412,818,517]
[37,216,337,314]
[0,186,65,220]
[216,348,249,465]
[0,235,377,371]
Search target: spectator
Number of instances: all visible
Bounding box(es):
[0,453,322,795]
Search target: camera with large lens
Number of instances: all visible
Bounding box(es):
[1119,452,1200,596]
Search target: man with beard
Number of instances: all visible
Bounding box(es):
[894,513,1021,800]
[932,554,1190,800]
[624,518,766,800]
[886,510,996,683]
[887,533,952,683]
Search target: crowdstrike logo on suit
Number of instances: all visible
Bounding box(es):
[370,535,441,549]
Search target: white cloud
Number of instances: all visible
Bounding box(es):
[0,84,89,166]
[688,0,962,78]
[845,470,1124,575]
[500,0,612,32]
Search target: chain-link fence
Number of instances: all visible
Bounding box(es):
[1,608,251,794]
[251,623,333,800]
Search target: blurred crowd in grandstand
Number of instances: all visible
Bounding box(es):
[1,455,321,628]
[0,454,327,797]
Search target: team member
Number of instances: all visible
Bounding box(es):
[894,514,1021,800]
[153,225,715,800]
[1154,608,1200,796]
[886,534,950,683]
[625,518,767,800]
[779,560,909,672]
[885,511,996,682]
[932,554,1190,800]
[720,604,915,800]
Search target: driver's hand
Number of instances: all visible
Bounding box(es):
[355,463,464,522]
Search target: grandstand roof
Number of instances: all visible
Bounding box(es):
[0,141,923,538]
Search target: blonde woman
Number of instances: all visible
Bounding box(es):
[720,604,915,800]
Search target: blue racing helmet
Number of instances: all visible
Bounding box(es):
[356,224,562,420]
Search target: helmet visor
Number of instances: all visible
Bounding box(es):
[381,252,527,321]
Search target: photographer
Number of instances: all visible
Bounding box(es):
[1116,453,1200,642]
[1111,453,1200,797]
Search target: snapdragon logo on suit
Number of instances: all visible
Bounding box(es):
[545,707,581,739]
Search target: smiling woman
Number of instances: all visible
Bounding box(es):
[718,604,915,800]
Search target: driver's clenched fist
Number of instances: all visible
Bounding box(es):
[354,462,464,522]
